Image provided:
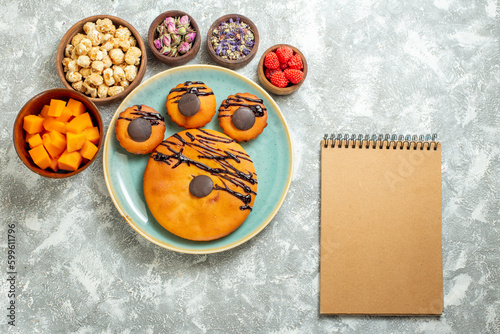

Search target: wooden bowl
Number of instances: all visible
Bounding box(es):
[148,10,201,66]
[56,15,147,104]
[206,14,259,69]
[257,44,308,95]
[13,88,103,178]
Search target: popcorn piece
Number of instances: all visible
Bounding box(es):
[124,47,141,66]
[109,48,125,65]
[87,29,103,46]
[124,65,138,82]
[65,44,74,58]
[76,38,92,55]
[91,60,104,73]
[102,33,113,43]
[128,36,137,47]
[83,22,96,34]
[103,68,115,86]
[89,46,104,61]
[108,85,125,96]
[101,37,115,52]
[79,67,92,79]
[85,73,104,87]
[97,84,109,98]
[102,55,112,68]
[114,25,131,40]
[117,38,131,52]
[113,66,126,82]
[67,59,79,73]
[70,47,78,60]
[66,71,82,83]
[71,33,86,47]
[83,82,97,98]
[76,55,91,68]
[120,79,130,88]
[62,57,72,70]
[96,18,116,34]
[72,81,85,93]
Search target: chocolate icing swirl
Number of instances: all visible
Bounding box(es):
[218,94,266,118]
[118,104,165,125]
[152,129,257,210]
[168,81,215,104]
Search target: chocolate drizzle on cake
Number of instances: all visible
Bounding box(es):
[118,104,165,126]
[168,81,215,105]
[218,94,266,119]
[152,129,257,210]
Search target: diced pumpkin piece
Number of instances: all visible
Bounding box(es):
[43,117,67,134]
[23,115,45,134]
[40,105,50,118]
[49,130,67,150]
[66,98,86,116]
[25,133,35,142]
[66,132,86,152]
[82,126,100,144]
[56,106,73,123]
[48,157,59,172]
[47,99,67,117]
[42,133,65,158]
[66,112,93,134]
[80,140,98,160]
[28,144,51,170]
[58,149,82,171]
[27,133,43,148]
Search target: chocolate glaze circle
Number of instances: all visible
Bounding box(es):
[127,117,152,142]
[178,93,201,117]
[232,106,256,131]
[189,175,214,198]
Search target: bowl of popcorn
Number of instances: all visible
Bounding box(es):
[148,10,201,66]
[13,88,103,178]
[56,15,147,104]
[257,44,307,95]
[206,14,259,69]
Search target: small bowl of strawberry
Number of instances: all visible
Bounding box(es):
[257,44,307,95]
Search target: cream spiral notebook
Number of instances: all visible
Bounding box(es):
[320,134,443,315]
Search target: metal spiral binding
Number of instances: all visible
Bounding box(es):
[323,133,438,150]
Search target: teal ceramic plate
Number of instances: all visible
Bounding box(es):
[103,65,293,254]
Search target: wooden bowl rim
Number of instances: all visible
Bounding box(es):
[206,14,259,69]
[56,14,147,105]
[13,88,103,178]
[257,44,308,95]
[147,10,201,66]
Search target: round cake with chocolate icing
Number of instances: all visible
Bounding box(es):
[143,128,258,241]
[115,104,166,154]
[165,81,217,129]
[218,92,268,142]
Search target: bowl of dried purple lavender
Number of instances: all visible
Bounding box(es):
[148,10,201,66]
[206,14,259,69]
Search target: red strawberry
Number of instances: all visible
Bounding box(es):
[264,51,280,70]
[270,71,289,88]
[265,68,281,80]
[276,46,294,64]
[284,69,304,84]
[287,54,303,70]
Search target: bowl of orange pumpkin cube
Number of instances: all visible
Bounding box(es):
[13,88,103,178]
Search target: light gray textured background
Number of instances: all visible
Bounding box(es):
[1,0,499,333]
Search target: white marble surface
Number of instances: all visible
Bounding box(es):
[1,0,499,333]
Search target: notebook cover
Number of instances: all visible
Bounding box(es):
[320,139,443,315]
